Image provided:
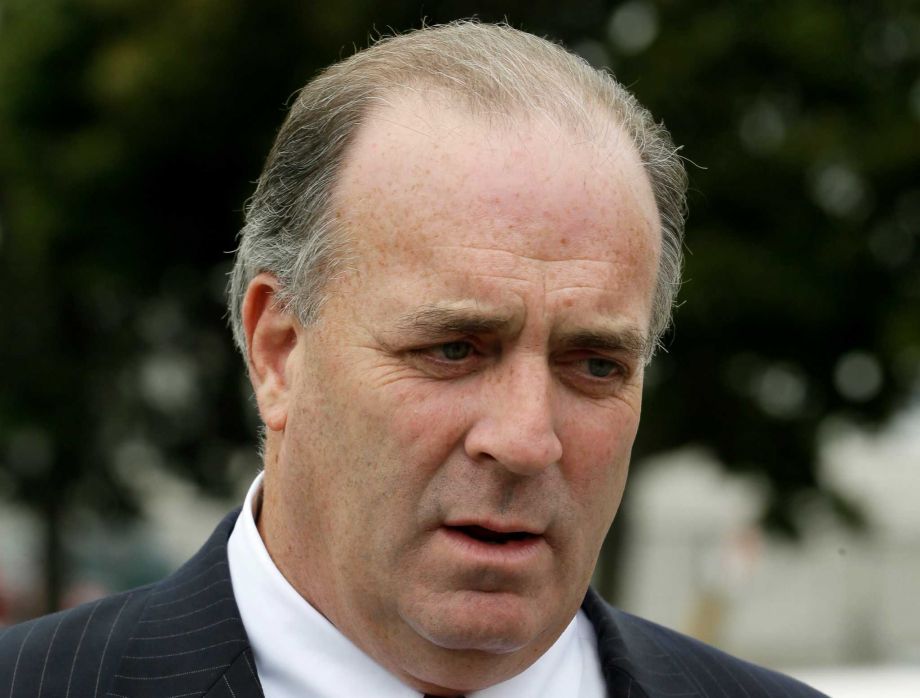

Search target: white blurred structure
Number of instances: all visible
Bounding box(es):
[791,666,920,698]
[619,407,920,693]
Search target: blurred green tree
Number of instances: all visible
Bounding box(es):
[0,0,917,612]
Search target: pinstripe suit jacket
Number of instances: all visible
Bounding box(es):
[0,510,826,697]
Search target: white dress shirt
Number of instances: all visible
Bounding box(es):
[227,472,605,698]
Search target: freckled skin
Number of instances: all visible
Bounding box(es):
[250,94,661,695]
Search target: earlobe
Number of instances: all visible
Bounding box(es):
[242,273,299,432]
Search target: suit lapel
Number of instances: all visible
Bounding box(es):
[108,510,264,698]
[582,588,652,697]
[582,587,702,698]
[202,647,264,697]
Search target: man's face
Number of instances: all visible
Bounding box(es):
[258,95,660,692]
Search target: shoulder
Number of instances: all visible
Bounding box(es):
[582,588,828,698]
[0,509,244,698]
[0,586,153,698]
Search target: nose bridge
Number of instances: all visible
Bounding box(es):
[465,349,563,475]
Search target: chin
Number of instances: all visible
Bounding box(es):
[404,591,544,655]
[425,626,529,654]
[390,593,565,695]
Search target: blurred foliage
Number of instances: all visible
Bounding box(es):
[0,0,918,609]
[627,0,920,535]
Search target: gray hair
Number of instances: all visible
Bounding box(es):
[228,20,687,359]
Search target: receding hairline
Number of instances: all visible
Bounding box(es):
[334,42,636,148]
[353,77,641,154]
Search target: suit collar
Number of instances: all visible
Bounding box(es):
[109,509,263,697]
[582,587,716,698]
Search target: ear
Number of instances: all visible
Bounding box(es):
[242,273,299,432]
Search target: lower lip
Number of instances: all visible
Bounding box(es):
[437,527,547,564]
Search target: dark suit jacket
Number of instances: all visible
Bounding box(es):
[0,510,826,697]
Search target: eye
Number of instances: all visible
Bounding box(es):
[439,341,473,361]
[586,357,618,378]
[554,352,632,396]
[405,340,483,378]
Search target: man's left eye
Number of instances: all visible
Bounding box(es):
[439,341,473,361]
[586,357,619,378]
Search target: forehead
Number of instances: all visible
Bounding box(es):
[338,94,658,248]
[332,93,660,324]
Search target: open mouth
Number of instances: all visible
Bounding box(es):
[450,525,538,545]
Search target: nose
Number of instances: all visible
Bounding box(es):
[463,355,563,476]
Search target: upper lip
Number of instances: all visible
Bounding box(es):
[442,518,544,536]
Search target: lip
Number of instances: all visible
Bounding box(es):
[442,518,545,536]
[436,524,548,565]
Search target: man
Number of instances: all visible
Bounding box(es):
[0,22,824,698]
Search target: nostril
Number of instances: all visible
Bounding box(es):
[464,425,563,476]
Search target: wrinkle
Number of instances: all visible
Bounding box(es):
[544,284,616,294]
[430,244,619,267]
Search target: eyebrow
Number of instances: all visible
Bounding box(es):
[553,327,652,362]
[396,304,519,336]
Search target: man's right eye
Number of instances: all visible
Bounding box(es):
[404,340,482,379]
[439,341,473,361]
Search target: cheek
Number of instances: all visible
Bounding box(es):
[558,404,639,510]
[379,380,472,459]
